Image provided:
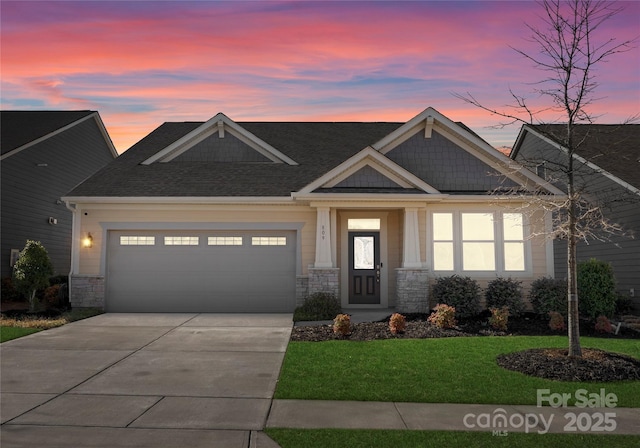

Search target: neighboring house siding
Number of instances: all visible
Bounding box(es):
[1,118,115,277]
[386,131,520,192]
[513,129,640,309]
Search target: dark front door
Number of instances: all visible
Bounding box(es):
[348,231,380,304]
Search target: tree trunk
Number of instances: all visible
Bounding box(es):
[28,289,38,313]
[566,125,582,357]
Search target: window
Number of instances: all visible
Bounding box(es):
[208,236,243,246]
[120,236,155,246]
[251,236,287,246]
[431,211,526,273]
[503,213,525,271]
[164,236,199,246]
[348,218,380,230]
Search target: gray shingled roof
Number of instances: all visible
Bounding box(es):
[66,121,405,197]
[529,124,640,188]
[1,110,95,155]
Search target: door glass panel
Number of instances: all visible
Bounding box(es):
[353,236,374,269]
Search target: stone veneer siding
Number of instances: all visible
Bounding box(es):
[308,268,340,300]
[395,268,429,313]
[296,275,309,307]
[70,275,105,309]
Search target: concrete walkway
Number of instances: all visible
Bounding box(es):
[1,313,292,447]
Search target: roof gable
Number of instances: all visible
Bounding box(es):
[513,124,640,193]
[0,110,116,159]
[296,146,440,195]
[141,113,298,165]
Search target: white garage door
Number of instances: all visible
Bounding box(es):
[106,230,296,312]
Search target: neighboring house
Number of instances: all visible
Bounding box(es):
[1,111,117,279]
[62,107,563,313]
[511,124,640,310]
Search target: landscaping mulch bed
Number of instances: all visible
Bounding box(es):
[291,312,640,382]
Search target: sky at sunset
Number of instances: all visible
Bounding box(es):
[2,1,639,153]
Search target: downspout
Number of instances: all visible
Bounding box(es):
[65,201,79,302]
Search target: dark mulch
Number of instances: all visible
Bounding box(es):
[497,348,640,382]
[291,312,640,382]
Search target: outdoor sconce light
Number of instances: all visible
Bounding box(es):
[82,233,93,249]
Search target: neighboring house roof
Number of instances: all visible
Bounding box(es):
[65,107,562,200]
[0,110,118,159]
[512,124,640,191]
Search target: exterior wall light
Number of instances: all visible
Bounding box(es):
[82,233,93,249]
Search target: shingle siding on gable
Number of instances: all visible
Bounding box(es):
[386,131,519,192]
[334,165,403,189]
[1,117,115,277]
[172,132,271,162]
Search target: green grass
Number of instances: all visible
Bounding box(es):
[265,429,640,448]
[275,336,640,407]
[0,326,40,342]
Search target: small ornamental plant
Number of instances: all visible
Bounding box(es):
[548,311,566,331]
[594,315,613,334]
[333,313,351,337]
[389,313,406,335]
[427,304,457,329]
[489,307,509,332]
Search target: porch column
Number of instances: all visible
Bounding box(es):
[402,208,422,268]
[314,207,333,268]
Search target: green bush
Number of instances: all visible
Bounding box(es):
[485,277,525,317]
[294,292,342,321]
[529,277,567,316]
[577,259,617,319]
[12,241,54,312]
[431,275,480,318]
[1,277,23,302]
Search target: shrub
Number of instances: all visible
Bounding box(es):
[389,313,406,334]
[529,277,567,316]
[485,277,525,317]
[12,241,54,312]
[594,315,613,334]
[427,303,457,329]
[43,284,61,306]
[430,276,480,318]
[293,292,341,321]
[489,307,509,331]
[333,314,351,336]
[577,259,617,319]
[548,311,566,331]
[615,294,634,315]
[1,277,22,302]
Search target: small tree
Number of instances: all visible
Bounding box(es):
[12,240,54,312]
[454,0,636,357]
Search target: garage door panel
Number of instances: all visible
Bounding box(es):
[106,230,296,312]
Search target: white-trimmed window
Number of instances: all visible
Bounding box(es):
[431,211,526,273]
[164,236,199,246]
[208,236,243,246]
[251,236,287,246]
[120,236,155,246]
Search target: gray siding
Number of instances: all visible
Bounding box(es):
[514,131,640,309]
[172,132,271,162]
[386,131,519,192]
[1,118,115,277]
[334,165,403,188]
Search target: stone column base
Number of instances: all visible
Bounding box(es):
[395,268,429,313]
[70,275,105,309]
[308,267,340,299]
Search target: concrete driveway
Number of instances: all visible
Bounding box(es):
[1,313,292,447]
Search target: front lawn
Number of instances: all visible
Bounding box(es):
[0,326,40,342]
[265,429,640,448]
[275,336,640,407]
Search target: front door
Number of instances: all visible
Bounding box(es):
[348,232,380,304]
